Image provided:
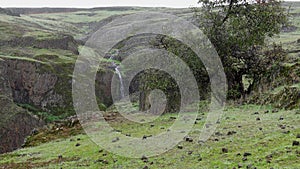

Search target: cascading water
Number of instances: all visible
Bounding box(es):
[109,55,125,99]
[115,66,125,98]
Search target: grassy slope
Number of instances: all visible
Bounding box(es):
[0,105,299,168]
[0,2,300,169]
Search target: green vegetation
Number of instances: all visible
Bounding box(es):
[196,0,288,99]
[0,105,299,168]
[0,2,299,168]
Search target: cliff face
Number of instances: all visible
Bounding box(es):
[0,61,44,154]
[2,59,114,115]
[6,60,63,112]
[0,35,79,55]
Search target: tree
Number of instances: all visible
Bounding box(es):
[195,0,288,99]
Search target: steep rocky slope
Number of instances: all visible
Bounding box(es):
[0,61,44,154]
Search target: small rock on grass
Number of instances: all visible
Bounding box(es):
[185,136,193,142]
[243,152,252,157]
[292,141,299,146]
[279,116,284,121]
[75,143,81,147]
[141,155,148,162]
[177,145,183,149]
[296,134,300,138]
[112,137,119,142]
[222,148,228,153]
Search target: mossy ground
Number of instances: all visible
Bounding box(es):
[0,105,299,168]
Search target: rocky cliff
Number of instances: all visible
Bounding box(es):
[0,61,44,154]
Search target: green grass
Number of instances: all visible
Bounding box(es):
[0,105,299,168]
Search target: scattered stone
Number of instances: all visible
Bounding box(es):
[259,127,263,131]
[198,157,202,161]
[215,132,222,136]
[279,116,284,121]
[283,131,290,134]
[243,152,252,157]
[196,117,202,121]
[194,121,198,124]
[253,112,259,115]
[246,164,253,169]
[177,145,183,149]
[227,131,237,135]
[102,160,109,164]
[238,163,243,168]
[150,124,155,128]
[149,161,154,165]
[94,159,103,163]
[222,148,228,153]
[242,157,247,161]
[126,134,131,137]
[256,117,261,121]
[238,125,242,128]
[77,138,81,141]
[170,117,177,120]
[141,155,148,162]
[160,127,165,129]
[297,134,300,138]
[236,153,241,156]
[264,110,269,114]
[143,135,147,140]
[187,151,193,155]
[31,128,39,135]
[292,141,299,146]
[214,138,219,142]
[185,136,193,142]
[98,149,103,153]
[112,137,120,142]
[102,153,107,156]
[279,125,286,129]
[143,166,149,169]
[75,143,81,147]
[266,154,272,163]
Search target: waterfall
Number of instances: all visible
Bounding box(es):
[115,66,125,98]
[109,55,125,99]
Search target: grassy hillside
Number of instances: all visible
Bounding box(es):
[0,1,299,168]
[0,105,299,168]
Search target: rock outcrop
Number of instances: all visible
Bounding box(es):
[0,35,79,55]
[0,61,44,154]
